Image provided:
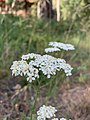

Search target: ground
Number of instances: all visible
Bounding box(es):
[0,76,90,120]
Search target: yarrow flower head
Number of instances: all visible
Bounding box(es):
[10,53,73,82]
[44,42,75,53]
[37,105,57,120]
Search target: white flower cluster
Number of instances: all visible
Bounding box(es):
[10,53,73,82]
[30,54,73,77]
[10,60,39,82]
[45,42,75,53]
[37,105,57,120]
[37,105,71,120]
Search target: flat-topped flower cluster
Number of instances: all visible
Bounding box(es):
[37,105,57,120]
[37,105,71,120]
[10,42,75,82]
[11,53,73,82]
[45,42,75,53]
